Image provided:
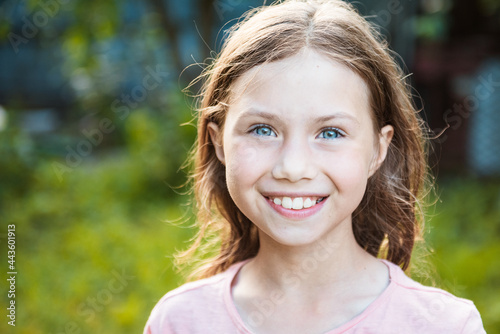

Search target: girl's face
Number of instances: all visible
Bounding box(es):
[208,50,393,247]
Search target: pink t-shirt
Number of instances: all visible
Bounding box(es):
[144,260,485,333]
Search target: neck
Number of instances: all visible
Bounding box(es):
[245,221,378,296]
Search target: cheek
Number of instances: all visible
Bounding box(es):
[322,148,371,197]
[224,141,266,191]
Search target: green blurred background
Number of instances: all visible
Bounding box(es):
[1,0,499,333]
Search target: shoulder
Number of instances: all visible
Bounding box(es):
[143,262,246,334]
[153,271,227,313]
[378,260,485,333]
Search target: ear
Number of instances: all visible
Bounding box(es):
[369,125,394,177]
[207,122,225,165]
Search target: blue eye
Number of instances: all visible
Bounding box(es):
[318,128,343,140]
[252,125,276,137]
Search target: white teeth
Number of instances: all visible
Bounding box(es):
[292,197,303,210]
[270,196,324,210]
[282,197,293,209]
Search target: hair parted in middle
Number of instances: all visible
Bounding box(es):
[178,0,429,280]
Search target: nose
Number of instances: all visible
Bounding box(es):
[271,136,317,182]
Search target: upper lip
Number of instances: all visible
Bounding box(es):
[261,192,329,198]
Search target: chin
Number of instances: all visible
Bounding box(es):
[263,229,327,248]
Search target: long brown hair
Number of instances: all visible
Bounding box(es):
[177,0,429,279]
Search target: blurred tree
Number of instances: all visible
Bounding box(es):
[0,0,218,112]
[147,0,216,76]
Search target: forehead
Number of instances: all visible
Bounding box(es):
[227,49,372,125]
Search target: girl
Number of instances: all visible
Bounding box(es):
[145,0,485,333]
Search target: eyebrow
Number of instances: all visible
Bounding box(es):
[237,109,360,126]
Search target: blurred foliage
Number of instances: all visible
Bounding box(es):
[0,90,198,333]
[425,177,500,333]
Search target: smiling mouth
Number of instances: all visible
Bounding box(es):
[264,196,327,210]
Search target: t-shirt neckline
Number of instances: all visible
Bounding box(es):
[223,258,398,334]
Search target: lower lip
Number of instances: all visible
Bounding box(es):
[265,197,328,220]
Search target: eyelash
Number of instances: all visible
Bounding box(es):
[250,124,277,137]
[317,127,346,140]
[249,125,346,140]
